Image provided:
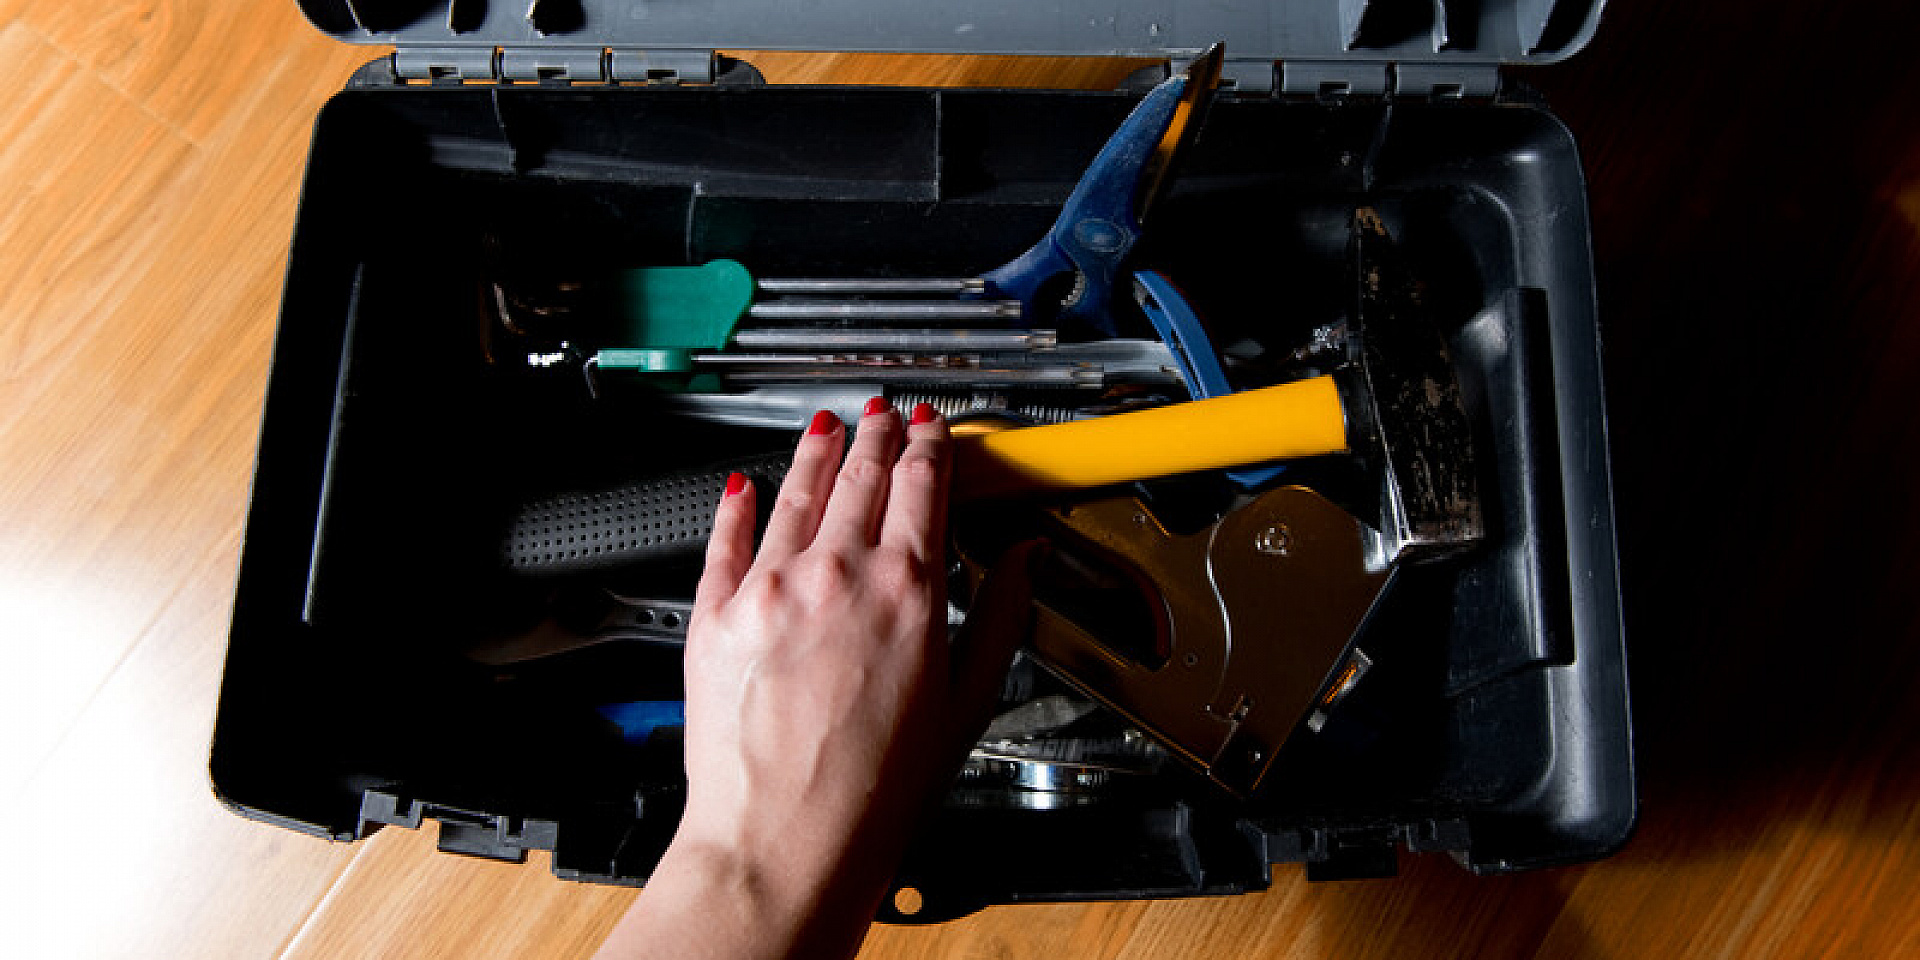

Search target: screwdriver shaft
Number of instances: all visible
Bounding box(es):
[719,366,1100,387]
[747,300,1022,321]
[755,277,987,295]
[730,328,1055,351]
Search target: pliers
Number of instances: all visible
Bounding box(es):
[981,43,1225,337]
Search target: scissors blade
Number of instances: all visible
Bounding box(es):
[1135,42,1226,227]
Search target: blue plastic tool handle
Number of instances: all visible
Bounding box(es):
[981,74,1189,336]
[597,699,686,743]
[1132,271,1287,489]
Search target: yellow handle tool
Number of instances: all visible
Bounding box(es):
[952,374,1348,500]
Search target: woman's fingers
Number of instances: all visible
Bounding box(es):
[814,397,904,550]
[700,398,941,620]
[755,410,846,561]
[692,471,757,621]
[878,403,951,561]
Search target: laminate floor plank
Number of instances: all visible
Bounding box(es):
[14,540,362,959]
[277,827,632,960]
[24,0,343,144]
[3,4,379,958]
[1,14,207,791]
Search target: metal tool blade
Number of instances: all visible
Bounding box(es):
[1138,42,1225,226]
[1346,207,1483,558]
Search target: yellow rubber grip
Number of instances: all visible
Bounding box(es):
[953,374,1348,500]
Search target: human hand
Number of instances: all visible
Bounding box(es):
[613,397,1038,959]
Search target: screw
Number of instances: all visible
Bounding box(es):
[1253,523,1293,556]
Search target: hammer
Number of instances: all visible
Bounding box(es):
[953,207,1480,551]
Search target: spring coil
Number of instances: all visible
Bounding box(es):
[885,390,1079,425]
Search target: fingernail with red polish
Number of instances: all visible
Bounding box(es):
[807,409,838,436]
[864,396,891,417]
[724,472,748,498]
[910,402,938,425]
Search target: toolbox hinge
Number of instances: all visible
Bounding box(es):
[608,48,718,84]
[1169,55,1279,97]
[357,790,559,863]
[1277,61,1499,100]
[1240,817,1471,880]
[387,46,718,85]
[1392,63,1501,100]
[391,46,499,82]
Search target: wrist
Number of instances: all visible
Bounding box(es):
[636,828,885,960]
[670,793,886,901]
[675,758,916,881]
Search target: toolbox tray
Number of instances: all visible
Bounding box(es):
[214,0,1630,921]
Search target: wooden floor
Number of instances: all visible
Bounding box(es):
[5,0,1917,957]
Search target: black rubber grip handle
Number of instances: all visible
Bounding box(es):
[501,452,791,577]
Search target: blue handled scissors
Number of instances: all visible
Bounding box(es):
[981,43,1225,337]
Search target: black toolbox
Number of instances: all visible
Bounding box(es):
[214,0,1632,920]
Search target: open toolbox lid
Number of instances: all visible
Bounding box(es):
[297,0,1605,92]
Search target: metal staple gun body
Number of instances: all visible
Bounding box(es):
[962,486,1392,797]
